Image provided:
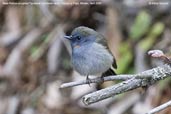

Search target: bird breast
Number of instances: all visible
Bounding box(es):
[71,43,113,76]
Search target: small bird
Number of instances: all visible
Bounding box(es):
[64,26,117,82]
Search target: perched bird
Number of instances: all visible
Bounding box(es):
[64,26,117,82]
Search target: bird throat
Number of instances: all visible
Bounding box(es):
[74,45,80,48]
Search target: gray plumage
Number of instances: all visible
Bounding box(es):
[64,26,117,77]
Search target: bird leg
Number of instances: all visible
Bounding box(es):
[86,75,91,87]
[100,75,105,83]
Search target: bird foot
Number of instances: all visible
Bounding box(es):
[100,76,105,84]
[86,75,92,87]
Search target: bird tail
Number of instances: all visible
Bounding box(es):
[101,68,116,77]
[96,68,116,89]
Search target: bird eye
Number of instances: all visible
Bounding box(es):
[76,36,81,40]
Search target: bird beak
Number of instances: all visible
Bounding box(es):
[64,35,72,40]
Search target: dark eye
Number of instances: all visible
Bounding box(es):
[76,36,81,40]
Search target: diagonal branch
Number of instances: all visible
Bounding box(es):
[82,64,171,105]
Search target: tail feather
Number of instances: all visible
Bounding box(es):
[101,68,116,77]
[112,58,117,69]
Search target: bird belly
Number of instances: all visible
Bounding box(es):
[72,43,113,76]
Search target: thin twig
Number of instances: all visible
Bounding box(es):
[145,100,171,114]
[60,74,152,88]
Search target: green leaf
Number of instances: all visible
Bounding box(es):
[116,42,133,74]
[139,22,164,51]
[30,46,39,55]
[130,11,151,40]
[150,22,164,37]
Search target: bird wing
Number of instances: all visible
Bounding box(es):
[95,34,117,69]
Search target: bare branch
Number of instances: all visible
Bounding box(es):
[60,74,152,88]
[145,100,171,114]
[82,64,171,105]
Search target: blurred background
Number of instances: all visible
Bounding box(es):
[0,0,171,114]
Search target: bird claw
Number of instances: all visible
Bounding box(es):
[100,76,105,84]
[86,75,92,87]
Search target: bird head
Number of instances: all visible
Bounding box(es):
[64,26,97,49]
